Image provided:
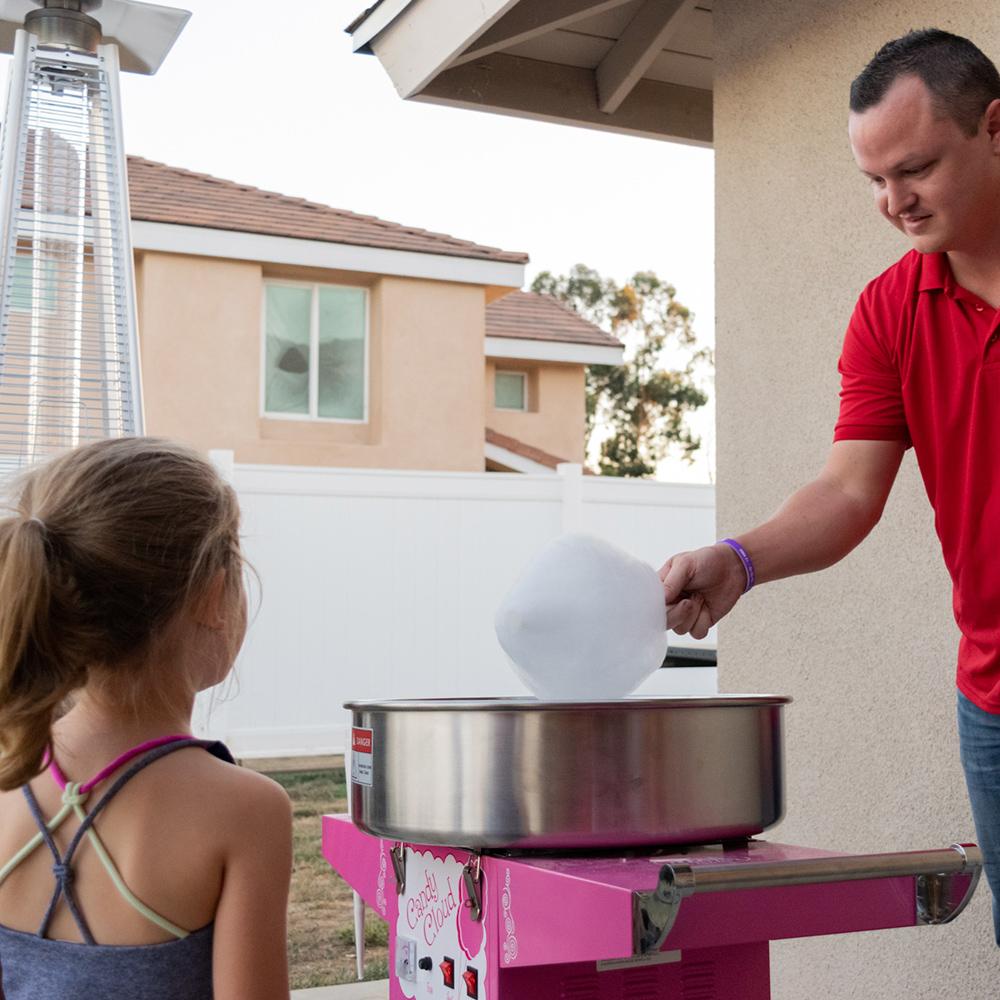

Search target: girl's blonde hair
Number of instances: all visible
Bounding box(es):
[0,437,241,791]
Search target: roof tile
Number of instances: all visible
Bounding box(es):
[486,427,568,469]
[486,428,596,474]
[126,156,528,265]
[486,290,621,348]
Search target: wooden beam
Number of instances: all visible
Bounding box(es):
[369,0,522,99]
[415,51,712,146]
[349,0,414,53]
[451,0,636,67]
[596,0,697,114]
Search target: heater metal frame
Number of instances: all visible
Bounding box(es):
[0,27,144,468]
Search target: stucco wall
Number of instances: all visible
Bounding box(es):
[137,253,486,470]
[715,2,998,995]
[139,253,263,449]
[485,359,586,463]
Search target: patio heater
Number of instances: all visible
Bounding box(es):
[0,0,189,472]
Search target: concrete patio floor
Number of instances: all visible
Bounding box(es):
[291,981,388,999]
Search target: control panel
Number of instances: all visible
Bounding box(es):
[394,850,488,999]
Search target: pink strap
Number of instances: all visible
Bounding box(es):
[48,734,193,794]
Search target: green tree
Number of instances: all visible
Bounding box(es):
[531,265,711,478]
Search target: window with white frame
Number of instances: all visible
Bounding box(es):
[10,254,57,313]
[263,281,367,421]
[495,370,527,411]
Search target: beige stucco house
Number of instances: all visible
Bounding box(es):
[126,156,622,472]
[346,2,1000,998]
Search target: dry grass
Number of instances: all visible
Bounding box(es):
[266,767,389,989]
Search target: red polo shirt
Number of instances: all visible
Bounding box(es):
[835,249,1000,711]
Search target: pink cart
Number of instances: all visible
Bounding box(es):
[323,814,982,1000]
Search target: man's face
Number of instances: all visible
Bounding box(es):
[848,74,1000,254]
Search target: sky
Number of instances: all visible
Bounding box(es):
[7,0,716,481]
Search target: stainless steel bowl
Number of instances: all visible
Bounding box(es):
[346,696,789,850]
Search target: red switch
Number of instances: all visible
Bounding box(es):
[462,966,479,998]
[439,957,455,989]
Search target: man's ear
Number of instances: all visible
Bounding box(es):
[191,569,228,630]
[984,98,1000,150]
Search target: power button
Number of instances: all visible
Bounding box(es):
[439,957,455,989]
[462,966,479,998]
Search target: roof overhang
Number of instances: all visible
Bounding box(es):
[349,0,712,145]
[131,221,525,288]
[485,441,559,474]
[486,334,623,365]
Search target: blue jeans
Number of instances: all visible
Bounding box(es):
[958,689,1000,944]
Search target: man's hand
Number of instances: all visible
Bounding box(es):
[658,441,906,641]
[659,543,747,639]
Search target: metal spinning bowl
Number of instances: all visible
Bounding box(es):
[346,695,790,851]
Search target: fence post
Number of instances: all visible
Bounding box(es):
[557,462,584,534]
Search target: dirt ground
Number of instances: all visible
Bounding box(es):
[266,767,389,989]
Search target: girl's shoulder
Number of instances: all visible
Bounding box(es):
[0,744,292,865]
[137,745,291,832]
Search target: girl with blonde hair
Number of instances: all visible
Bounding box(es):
[0,437,292,999]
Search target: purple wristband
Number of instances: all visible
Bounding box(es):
[719,538,755,593]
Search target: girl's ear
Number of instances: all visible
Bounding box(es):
[191,569,229,631]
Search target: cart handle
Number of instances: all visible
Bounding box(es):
[633,843,982,955]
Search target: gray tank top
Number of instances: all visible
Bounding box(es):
[0,738,234,1000]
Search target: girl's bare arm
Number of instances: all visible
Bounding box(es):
[212,771,294,1000]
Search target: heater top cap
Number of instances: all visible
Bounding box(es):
[0,0,190,74]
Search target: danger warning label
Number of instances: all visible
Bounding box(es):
[351,727,374,787]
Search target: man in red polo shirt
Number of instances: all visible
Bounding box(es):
[660,28,1000,941]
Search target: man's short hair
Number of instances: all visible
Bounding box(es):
[850,29,1000,136]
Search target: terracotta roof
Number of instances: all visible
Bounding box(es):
[486,428,594,474]
[125,156,528,265]
[486,428,568,469]
[486,291,621,347]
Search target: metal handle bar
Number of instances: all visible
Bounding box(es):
[633,844,983,955]
[660,843,982,896]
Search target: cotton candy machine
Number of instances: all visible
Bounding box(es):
[346,696,788,850]
[323,695,984,999]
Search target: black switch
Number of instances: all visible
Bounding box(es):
[418,957,433,972]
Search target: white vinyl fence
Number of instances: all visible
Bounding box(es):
[195,459,717,758]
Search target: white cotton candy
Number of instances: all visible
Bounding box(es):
[495,533,668,700]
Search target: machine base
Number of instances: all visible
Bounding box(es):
[322,814,980,1000]
[498,942,769,999]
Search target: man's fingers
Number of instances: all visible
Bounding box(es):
[660,554,695,604]
[690,603,714,641]
[667,596,704,635]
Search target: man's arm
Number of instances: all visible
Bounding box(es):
[661,438,906,638]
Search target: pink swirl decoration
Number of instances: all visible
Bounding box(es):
[375,850,387,917]
[501,868,517,965]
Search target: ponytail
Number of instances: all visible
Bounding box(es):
[0,437,242,792]
[0,517,86,789]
